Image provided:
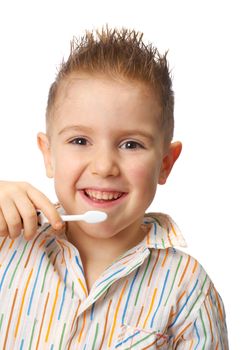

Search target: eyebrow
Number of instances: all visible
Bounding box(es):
[58,125,154,141]
[58,125,93,135]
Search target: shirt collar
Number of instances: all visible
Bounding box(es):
[142,212,187,249]
[53,208,187,250]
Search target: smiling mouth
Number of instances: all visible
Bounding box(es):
[83,189,125,202]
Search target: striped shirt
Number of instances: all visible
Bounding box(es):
[0,212,228,349]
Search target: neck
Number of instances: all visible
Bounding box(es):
[65,218,148,268]
[65,218,150,291]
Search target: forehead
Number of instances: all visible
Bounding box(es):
[50,73,163,132]
[58,73,160,104]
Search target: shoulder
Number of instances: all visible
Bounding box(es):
[167,247,210,288]
[163,249,229,346]
[144,212,211,299]
[162,247,212,304]
[161,248,218,327]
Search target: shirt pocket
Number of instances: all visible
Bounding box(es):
[114,324,169,349]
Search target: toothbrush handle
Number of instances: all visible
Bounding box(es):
[60,214,83,222]
[37,210,83,226]
[36,211,84,225]
[37,211,84,225]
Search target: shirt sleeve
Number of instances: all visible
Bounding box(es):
[172,283,229,349]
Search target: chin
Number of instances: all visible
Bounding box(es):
[76,221,117,239]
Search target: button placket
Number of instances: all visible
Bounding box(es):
[76,247,150,316]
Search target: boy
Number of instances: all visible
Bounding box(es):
[0,27,228,349]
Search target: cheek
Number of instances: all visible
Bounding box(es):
[54,146,79,168]
[53,152,82,186]
[127,158,161,187]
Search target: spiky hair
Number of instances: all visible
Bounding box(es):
[46,26,174,142]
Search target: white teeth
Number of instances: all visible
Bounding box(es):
[85,190,123,201]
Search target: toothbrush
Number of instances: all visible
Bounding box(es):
[37,210,108,226]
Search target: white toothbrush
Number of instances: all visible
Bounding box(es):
[37,210,108,226]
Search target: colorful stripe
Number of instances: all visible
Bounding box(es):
[0,212,228,349]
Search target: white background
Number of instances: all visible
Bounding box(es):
[0,0,251,348]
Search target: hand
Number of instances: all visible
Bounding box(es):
[0,181,63,240]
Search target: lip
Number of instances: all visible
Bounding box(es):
[78,189,128,209]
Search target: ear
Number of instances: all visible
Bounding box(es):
[37,132,54,178]
[158,141,182,185]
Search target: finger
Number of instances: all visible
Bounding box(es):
[26,186,63,230]
[1,199,23,239]
[14,197,39,240]
[0,208,9,237]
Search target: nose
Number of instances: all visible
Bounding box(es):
[90,147,120,178]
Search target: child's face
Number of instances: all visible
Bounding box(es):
[38,73,181,239]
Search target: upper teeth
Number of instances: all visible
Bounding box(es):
[85,190,122,200]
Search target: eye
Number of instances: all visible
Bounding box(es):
[69,137,88,146]
[120,140,144,150]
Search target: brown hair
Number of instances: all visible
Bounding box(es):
[46,26,174,142]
